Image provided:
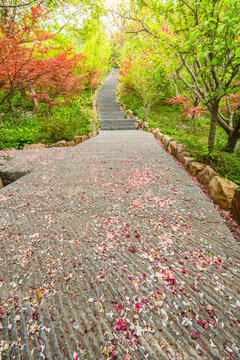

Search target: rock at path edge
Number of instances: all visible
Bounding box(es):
[24,143,46,150]
[189,162,204,176]
[209,176,238,210]
[231,189,240,225]
[196,165,218,188]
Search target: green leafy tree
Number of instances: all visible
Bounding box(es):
[73,18,112,75]
[114,0,240,152]
[120,39,172,117]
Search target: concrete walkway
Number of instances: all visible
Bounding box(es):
[0,74,239,360]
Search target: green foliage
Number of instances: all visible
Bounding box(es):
[39,98,92,143]
[0,120,40,150]
[0,1,111,151]
[119,38,173,116]
[213,152,240,184]
[117,0,240,152]
[0,90,94,149]
[120,90,143,118]
[67,18,113,76]
[166,129,177,136]
[12,93,35,111]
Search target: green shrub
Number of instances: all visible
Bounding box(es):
[12,93,35,111]
[0,121,40,149]
[0,91,94,149]
[39,99,93,143]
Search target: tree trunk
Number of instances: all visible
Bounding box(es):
[20,87,27,98]
[7,97,13,126]
[226,115,240,153]
[29,85,39,107]
[171,76,179,96]
[208,101,219,153]
[190,98,199,127]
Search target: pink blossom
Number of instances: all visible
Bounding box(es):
[190,332,200,339]
[114,318,127,331]
[125,355,132,360]
[135,302,143,310]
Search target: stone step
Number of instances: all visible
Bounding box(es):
[101,123,136,127]
[100,117,126,121]
[98,96,117,101]
[99,112,126,120]
[100,120,136,130]
[97,69,136,131]
[99,105,122,110]
[98,90,117,94]
[101,126,136,130]
[100,119,136,123]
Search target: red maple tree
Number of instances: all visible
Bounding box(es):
[0,3,101,122]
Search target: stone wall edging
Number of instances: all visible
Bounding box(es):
[133,115,239,224]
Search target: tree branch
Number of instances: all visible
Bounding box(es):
[180,0,199,25]
[0,0,37,8]
[217,110,232,133]
[178,53,206,98]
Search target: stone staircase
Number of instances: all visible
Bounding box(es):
[98,69,136,130]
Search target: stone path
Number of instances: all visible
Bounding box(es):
[99,69,136,130]
[0,74,239,360]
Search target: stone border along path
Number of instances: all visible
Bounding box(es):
[0,73,239,360]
